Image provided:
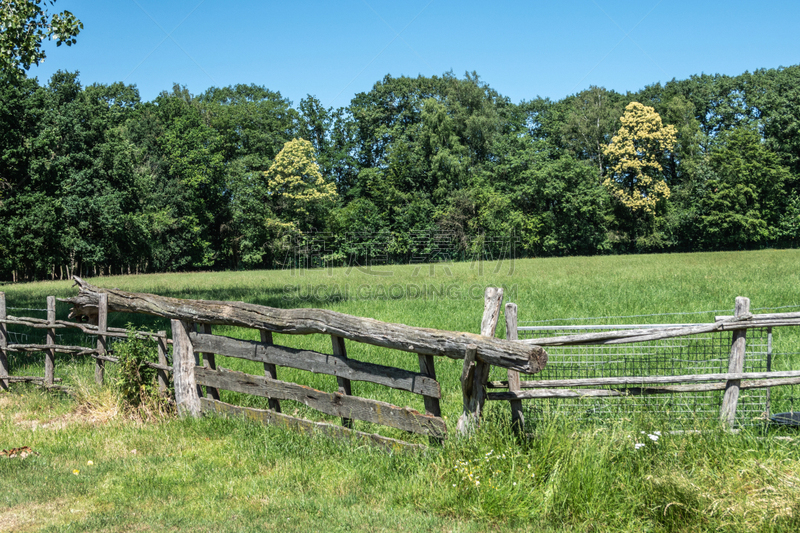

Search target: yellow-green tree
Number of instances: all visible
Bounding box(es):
[603,102,677,214]
[264,138,337,231]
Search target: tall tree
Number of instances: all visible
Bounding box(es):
[234,138,337,267]
[559,86,624,175]
[700,127,790,248]
[603,102,677,215]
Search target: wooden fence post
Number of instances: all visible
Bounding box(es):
[190,323,205,400]
[95,293,108,385]
[45,296,56,387]
[260,330,281,412]
[171,319,201,418]
[156,330,168,394]
[458,345,479,436]
[332,335,353,429]
[720,296,750,427]
[505,302,524,435]
[457,287,504,436]
[0,292,8,391]
[418,352,442,444]
[200,324,220,401]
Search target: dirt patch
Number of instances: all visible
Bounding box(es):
[13,407,119,431]
[0,498,79,532]
[0,394,16,410]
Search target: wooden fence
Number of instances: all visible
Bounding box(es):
[0,292,170,392]
[56,278,547,447]
[489,297,800,433]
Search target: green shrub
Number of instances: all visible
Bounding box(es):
[112,327,174,418]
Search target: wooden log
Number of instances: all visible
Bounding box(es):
[721,297,749,427]
[95,294,107,385]
[505,303,523,434]
[62,277,546,373]
[486,376,800,400]
[0,292,8,391]
[45,297,55,386]
[200,324,220,401]
[4,376,63,383]
[260,330,281,412]
[157,330,169,394]
[518,314,800,348]
[171,319,201,418]
[194,366,446,438]
[2,316,131,333]
[487,369,800,389]
[457,287,503,436]
[332,335,353,429]
[720,318,800,330]
[200,398,425,452]
[716,312,800,321]
[3,344,98,355]
[189,332,441,398]
[521,323,723,347]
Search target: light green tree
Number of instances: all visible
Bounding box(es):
[234,138,337,267]
[264,138,337,230]
[603,102,677,214]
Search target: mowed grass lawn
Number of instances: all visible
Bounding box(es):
[2,250,800,532]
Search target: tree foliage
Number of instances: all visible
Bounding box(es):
[0,0,82,76]
[2,65,800,281]
[603,102,677,214]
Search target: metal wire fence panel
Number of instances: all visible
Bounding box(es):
[515,324,771,428]
[764,324,800,421]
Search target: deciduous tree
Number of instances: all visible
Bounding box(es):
[603,102,677,214]
[0,0,82,76]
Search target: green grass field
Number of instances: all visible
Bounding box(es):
[2,250,800,531]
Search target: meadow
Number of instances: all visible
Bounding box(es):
[1,250,800,531]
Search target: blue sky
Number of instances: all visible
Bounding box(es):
[30,0,800,108]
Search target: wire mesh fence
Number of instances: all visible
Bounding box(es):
[515,322,776,428]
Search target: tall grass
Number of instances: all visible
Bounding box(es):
[2,250,800,531]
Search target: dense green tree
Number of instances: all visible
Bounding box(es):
[558,86,624,175]
[151,85,227,269]
[699,127,790,248]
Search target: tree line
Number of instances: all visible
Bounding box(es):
[1,66,799,281]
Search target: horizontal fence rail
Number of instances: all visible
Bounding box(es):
[189,332,441,398]
[518,313,800,347]
[63,277,546,374]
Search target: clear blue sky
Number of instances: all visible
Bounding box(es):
[30,0,800,108]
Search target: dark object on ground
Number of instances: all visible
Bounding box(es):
[770,412,800,426]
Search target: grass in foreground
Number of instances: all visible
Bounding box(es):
[2,250,800,531]
[2,374,799,532]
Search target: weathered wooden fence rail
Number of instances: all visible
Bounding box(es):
[0,291,171,391]
[64,278,546,374]
[489,296,800,433]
